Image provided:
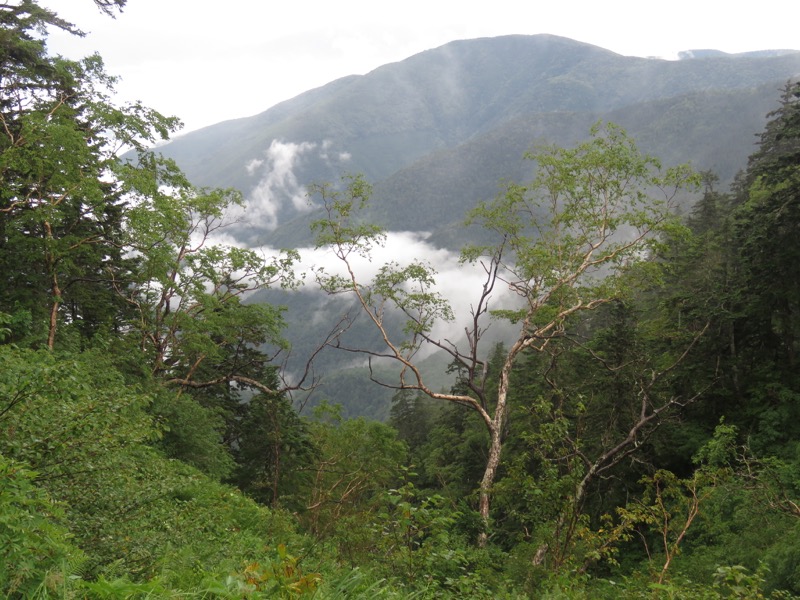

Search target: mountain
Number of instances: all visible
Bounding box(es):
[678,48,800,59]
[152,34,800,417]
[156,34,800,247]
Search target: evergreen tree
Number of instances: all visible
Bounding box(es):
[0,2,179,348]
[231,387,317,510]
[735,81,800,374]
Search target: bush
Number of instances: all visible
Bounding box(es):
[0,454,83,597]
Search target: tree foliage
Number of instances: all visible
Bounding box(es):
[0,2,179,349]
[312,123,699,545]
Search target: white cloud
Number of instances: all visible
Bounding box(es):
[240,140,317,230]
[245,158,264,175]
[271,230,522,358]
[239,138,356,230]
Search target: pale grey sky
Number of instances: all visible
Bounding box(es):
[45,0,799,134]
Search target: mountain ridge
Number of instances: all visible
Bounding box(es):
[153,34,800,248]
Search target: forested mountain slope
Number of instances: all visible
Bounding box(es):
[155,35,800,245]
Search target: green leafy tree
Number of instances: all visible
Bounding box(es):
[116,154,297,382]
[665,82,800,462]
[731,82,800,451]
[0,1,180,349]
[302,406,406,545]
[312,123,697,544]
[110,155,315,478]
[231,389,317,510]
[0,5,321,590]
[489,291,712,569]
[389,388,437,453]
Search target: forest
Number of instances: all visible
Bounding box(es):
[1,1,800,598]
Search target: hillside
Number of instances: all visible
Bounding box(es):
[155,35,800,247]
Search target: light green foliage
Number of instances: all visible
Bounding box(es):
[59,541,321,598]
[0,346,154,478]
[78,456,306,583]
[311,174,452,363]
[617,468,714,584]
[0,344,307,586]
[464,121,696,337]
[310,174,385,260]
[317,480,524,599]
[369,483,499,594]
[0,4,181,348]
[118,154,297,382]
[372,261,455,340]
[5,1,800,596]
[311,124,699,550]
[680,436,800,593]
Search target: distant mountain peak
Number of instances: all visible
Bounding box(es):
[679,48,800,60]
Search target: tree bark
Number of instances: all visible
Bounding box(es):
[45,220,60,351]
[478,422,503,547]
[476,345,516,546]
[47,275,60,351]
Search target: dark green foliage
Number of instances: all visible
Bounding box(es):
[654,82,800,464]
[0,4,318,596]
[151,389,237,480]
[231,391,317,510]
[301,407,407,541]
[0,3,179,350]
[390,389,440,453]
[732,83,800,413]
[414,402,489,501]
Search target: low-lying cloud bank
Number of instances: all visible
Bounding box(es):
[282,230,522,358]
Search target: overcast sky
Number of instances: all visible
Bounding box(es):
[45,0,799,134]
